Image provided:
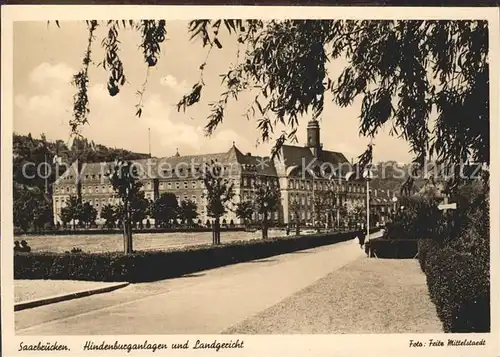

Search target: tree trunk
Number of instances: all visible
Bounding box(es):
[262,211,268,239]
[123,200,133,254]
[213,217,221,245]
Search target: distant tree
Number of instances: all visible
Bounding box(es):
[252,177,281,239]
[178,199,198,227]
[33,199,52,232]
[78,202,97,228]
[151,193,179,227]
[100,203,116,228]
[13,185,52,232]
[289,199,301,236]
[130,192,149,228]
[59,205,73,229]
[203,160,235,245]
[235,200,254,228]
[59,195,80,230]
[106,160,144,254]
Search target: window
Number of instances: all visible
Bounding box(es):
[192,195,197,202]
[160,182,164,189]
[184,181,188,189]
[243,177,247,187]
[192,181,196,189]
[66,187,70,193]
[176,182,180,189]
[168,182,172,189]
[95,186,99,193]
[102,185,105,192]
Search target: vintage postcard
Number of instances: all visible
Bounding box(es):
[1,4,499,357]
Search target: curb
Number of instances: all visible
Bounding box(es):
[14,282,130,311]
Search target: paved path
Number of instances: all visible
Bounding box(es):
[16,237,367,335]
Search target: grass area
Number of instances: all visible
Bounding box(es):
[17,230,287,253]
[14,280,115,303]
[224,258,442,334]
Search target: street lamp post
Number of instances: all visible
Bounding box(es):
[392,196,398,219]
[362,169,373,242]
[263,201,269,239]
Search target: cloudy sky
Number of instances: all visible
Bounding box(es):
[13,20,413,163]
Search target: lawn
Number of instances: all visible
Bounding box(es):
[15,230,287,253]
[224,257,442,334]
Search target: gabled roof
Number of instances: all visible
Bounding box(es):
[279,145,354,179]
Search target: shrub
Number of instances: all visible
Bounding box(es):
[385,196,444,240]
[365,238,418,258]
[14,230,359,283]
[423,246,489,332]
[417,182,490,333]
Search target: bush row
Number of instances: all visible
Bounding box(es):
[14,230,361,282]
[418,239,490,333]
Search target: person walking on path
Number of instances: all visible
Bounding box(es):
[357,229,366,249]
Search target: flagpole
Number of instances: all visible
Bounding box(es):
[148,128,151,158]
[45,153,48,194]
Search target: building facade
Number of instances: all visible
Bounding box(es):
[52,119,368,226]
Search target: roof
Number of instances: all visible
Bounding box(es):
[54,145,278,184]
[277,145,354,179]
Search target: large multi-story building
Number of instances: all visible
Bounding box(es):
[52,119,368,226]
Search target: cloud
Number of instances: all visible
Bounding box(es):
[159,74,190,94]
[29,62,75,86]
[15,62,250,158]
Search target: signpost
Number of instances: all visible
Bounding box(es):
[437,196,457,213]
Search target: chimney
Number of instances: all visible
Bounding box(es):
[246,152,251,156]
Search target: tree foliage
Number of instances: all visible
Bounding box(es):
[150,192,179,227]
[178,199,198,225]
[54,19,488,194]
[13,185,52,232]
[235,200,254,226]
[100,203,117,228]
[203,160,235,218]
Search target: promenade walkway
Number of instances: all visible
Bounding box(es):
[17,236,366,335]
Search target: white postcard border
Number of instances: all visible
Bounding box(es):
[2,5,499,357]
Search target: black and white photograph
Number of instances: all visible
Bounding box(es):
[1,5,499,357]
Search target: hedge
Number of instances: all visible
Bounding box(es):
[364,238,418,258]
[418,239,490,333]
[14,230,361,283]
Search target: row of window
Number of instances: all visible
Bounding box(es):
[241,176,279,188]
[287,179,365,193]
[55,184,114,194]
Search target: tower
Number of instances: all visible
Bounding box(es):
[306,119,322,158]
